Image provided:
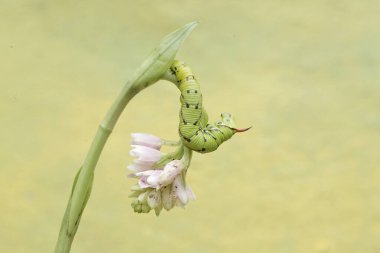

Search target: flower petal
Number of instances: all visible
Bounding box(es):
[147,174,160,187]
[137,191,148,203]
[127,173,138,178]
[186,186,196,201]
[135,170,161,178]
[138,178,152,188]
[130,145,162,163]
[128,163,152,172]
[172,175,188,205]
[147,190,162,209]
[131,133,162,150]
[154,205,163,216]
[135,170,162,188]
[161,185,173,211]
[158,160,183,187]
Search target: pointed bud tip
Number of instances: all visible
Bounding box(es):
[185,21,199,29]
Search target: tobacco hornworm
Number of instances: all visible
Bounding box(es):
[170,60,250,153]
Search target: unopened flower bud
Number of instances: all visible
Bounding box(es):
[147,189,162,209]
[141,203,151,213]
[131,133,162,150]
[161,185,173,211]
[154,205,163,216]
[172,175,188,205]
[158,160,183,187]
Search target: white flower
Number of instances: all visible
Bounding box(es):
[127,138,196,214]
[135,160,183,189]
[131,133,162,150]
[171,175,196,207]
[160,178,196,210]
[129,145,162,163]
[172,175,188,205]
[128,145,162,173]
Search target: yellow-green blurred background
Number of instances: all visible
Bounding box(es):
[1,0,379,252]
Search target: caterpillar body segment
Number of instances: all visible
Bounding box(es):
[170,60,245,154]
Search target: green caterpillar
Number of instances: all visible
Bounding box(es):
[170,60,250,153]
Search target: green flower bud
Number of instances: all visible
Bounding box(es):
[137,191,148,202]
[141,204,151,213]
[130,22,198,92]
[130,184,143,191]
[154,205,163,216]
[131,199,142,213]
[128,191,141,198]
[131,191,152,213]
[128,184,145,198]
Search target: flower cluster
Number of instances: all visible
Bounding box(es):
[128,133,195,215]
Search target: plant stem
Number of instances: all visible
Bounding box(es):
[53,21,197,253]
[54,87,138,253]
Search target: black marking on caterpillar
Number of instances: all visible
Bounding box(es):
[205,130,217,140]
[179,130,191,143]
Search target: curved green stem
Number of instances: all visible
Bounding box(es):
[54,22,197,253]
[182,146,193,171]
[161,139,182,146]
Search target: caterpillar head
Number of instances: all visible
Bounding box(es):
[218,112,251,132]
